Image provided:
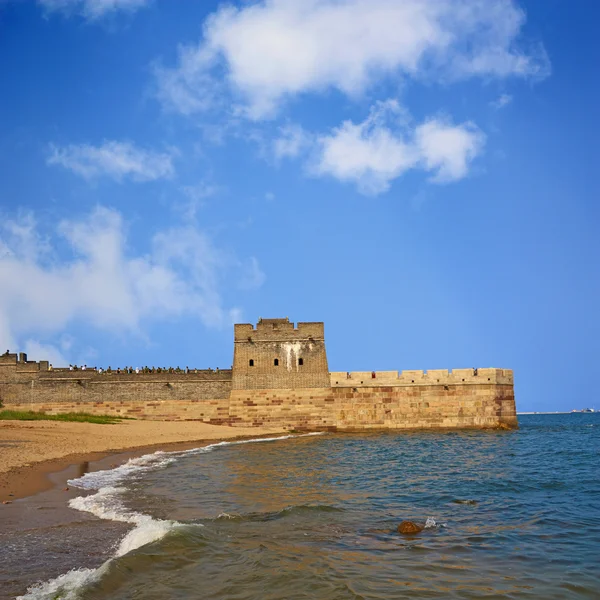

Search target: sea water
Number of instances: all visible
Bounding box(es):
[5,414,600,599]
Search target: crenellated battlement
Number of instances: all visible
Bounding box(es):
[234,319,325,342]
[0,351,49,374]
[330,368,514,387]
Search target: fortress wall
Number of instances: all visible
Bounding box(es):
[0,355,48,382]
[1,381,517,430]
[5,380,516,429]
[35,370,232,382]
[332,384,517,430]
[227,388,337,429]
[0,319,517,431]
[4,399,228,422]
[226,381,517,430]
[0,374,232,406]
[232,370,330,391]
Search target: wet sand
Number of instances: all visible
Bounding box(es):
[0,420,287,502]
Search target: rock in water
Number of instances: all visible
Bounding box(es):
[397,521,423,534]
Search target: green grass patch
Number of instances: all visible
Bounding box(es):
[0,410,133,425]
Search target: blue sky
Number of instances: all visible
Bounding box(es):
[0,0,598,412]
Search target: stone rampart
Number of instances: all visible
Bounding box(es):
[0,318,518,430]
[226,381,516,430]
[4,399,228,422]
[0,357,233,406]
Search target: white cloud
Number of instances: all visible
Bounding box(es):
[415,118,485,183]
[38,0,151,20]
[312,100,485,194]
[47,140,175,182]
[490,93,513,109]
[155,45,224,116]
[273,124,313,160]
[0,207,263,363]
[156,0,549,119]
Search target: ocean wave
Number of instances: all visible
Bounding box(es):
[67,451,177,491]
[17,432,324,600]
[214,503,343,523]
[17,568,100,600]
[69,486,185,557]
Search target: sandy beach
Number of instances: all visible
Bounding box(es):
[0,420,287,501]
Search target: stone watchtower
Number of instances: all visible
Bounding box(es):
[232,318,330,390]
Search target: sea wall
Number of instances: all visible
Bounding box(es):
[226,381,517,430]
[4,380,516,430]
[0,350,517,430]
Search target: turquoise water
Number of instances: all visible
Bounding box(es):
[10,414,600,599]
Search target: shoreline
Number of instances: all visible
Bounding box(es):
[0,420,288,502]
[0,431,294,599]
[0,436,290,503]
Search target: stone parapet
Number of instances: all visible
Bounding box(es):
[330,368,513,386]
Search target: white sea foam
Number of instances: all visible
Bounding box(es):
[18,432,324,599]
[68,451,177,491]
[424,517,446,529]
[16,568,100,600]
[68,485,184,557]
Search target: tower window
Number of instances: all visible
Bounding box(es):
[274,358,279,366]
[249,359,254,367]
[298,358,304,366]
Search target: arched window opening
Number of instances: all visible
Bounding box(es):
[249,359,254,367]
[298,358,304,366]
[274,358,279,366]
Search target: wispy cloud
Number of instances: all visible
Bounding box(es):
[0,207,264,363]
[490,93,513,109]
[273,124,313,160]
[156,0,549,120]
[38,0,151,20]
[238,257,266,291]
[178,181,221,220]
[47,140,175,182]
